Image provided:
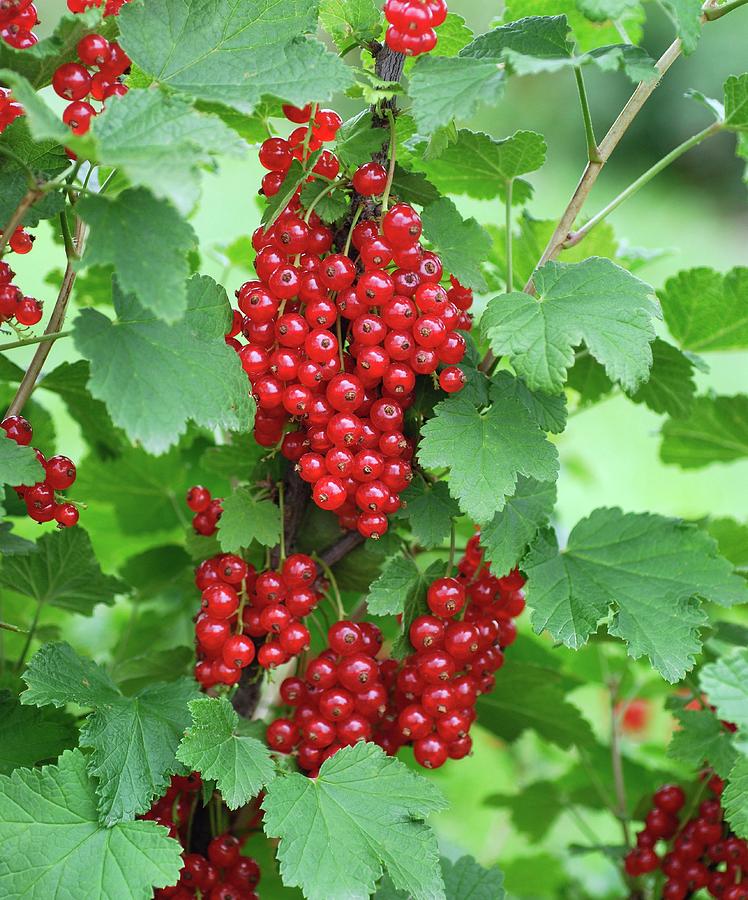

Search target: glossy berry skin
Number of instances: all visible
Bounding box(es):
[52,63,91,101]
[266,718,299,753]
[413,735,448,769]
[2,414,33,445]
[45,455,76,490]
[427,577,466,618]
[654,784,686,813]
[352,162,388,196]
[222,634,255,669]
[383,203,422,247]
[439,365,466,394]
[207,834,241,868]
[77,32,109,66]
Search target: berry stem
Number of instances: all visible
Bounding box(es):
[0,329,72,352]
[505,178,514,294]
[574,66,602,164]
[704,0,748,18]
[564,121,722,248]
[5,215,87,420]
[380,107,398,213]
[336,311,345,371]
[15,594,44,674]
[59,209,78,259]
[302,180,339,224]
[315,555,345,620]
[301,103,319,161]
[343,204,365,256]
[277,480,286,561]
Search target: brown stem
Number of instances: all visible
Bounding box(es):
[5,217,86,419]
[0,188,43,256]
[478,37,682,373]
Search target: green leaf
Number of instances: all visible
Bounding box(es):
[418,383,559,525]
[0,434,44,488]
[335,110,387,169]
[22,642,199,824]
[77,445,199,534]
[112,646,194,696]
[477,658,595,749]
[524,509,748,682]
[0,692,77,775]
[661,0,703,55]
[460,14,574,62]
[667,704,737,779]
[319,0,381,51]
[367,553,435,617]
[723,756,748,840]
[217,487,280,552]
[659,267,748,351]
[408,56,505,135]
[395,478,460,549]
[77,188,196,323]
[706,518,748,571]
[88,89,246,216]
[486,780,563,842]
[661,395,748,468]
[481,476,557,577]
[440,855,505,900]
[0,8,108,89]
[724,74,748,130]
[577,0,642,21]
[119,0,353,114]
[700,648,748,733]
[0,120,68,228]
[502,42,657,83]
[411,129,546,203]
[421,198,491,291]
[390,165,441,207]
[378,855,505,900]
[73,275,254,454]
[481,257,657,393]
[299,179,351,224]
[0,748,183,898]
[0,70,79,146]
[0,527,124,616]
[200,432,266,481]
[262,741,448,900]
[176,697,276,810]
[40,361,123,460]
[500,2,644,51]
[490,371,568,435]
[0,522,36,556]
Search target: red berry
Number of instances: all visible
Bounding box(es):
[413,734,448,769]
[207,834,240,868]
[222,634,255,669]
[52,63,91,101]
[352,162,388,196]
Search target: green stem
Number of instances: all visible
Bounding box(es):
[278,481,286,562]
[608,678,632,849]
[565,122,721,247]
[338,40,360,57]
[303,180,339,224]
[59,210,77,259]
[380,108,398,212]
[0,620,28,634]
[505,179,514,293]
[15,596,43,673]
[316,556,345,621]
[0,329,72,352]
[704,0,748,19]
[574,67,602,163]
[343,204,365,256]
[446,520,457,577]
[301,104,319,161]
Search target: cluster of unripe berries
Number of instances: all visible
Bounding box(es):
[52,30,131,138]
[230,105,471,541]
[265,618,387,776]
[266,535,525,774]
[0,233,44,326]
[2,414,80,526]
[625,778,747,899]
[141,774,261,900]
[192,544,323,688]
[0,0,37,49]
[376,535,524,768]
[384,0,447,56]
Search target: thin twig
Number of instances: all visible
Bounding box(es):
[609,678,632,849]
[5,217,86,419]
[0,329,72,352]
[574,66,602,163]
[0,187,43,255]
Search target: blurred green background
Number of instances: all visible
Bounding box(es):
[9,2,748,897]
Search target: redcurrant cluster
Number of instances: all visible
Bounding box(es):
[2,413,80,526]
[625,778,748,899]
[231,105,471,541]
[193,548,321,688]
[141,774,262,900]
[384,0,447,56]
[52,31,130,138]
[187,484,224,537]
[267,619,386,776]
[193,552,258,690]
[0,231,44,326]
[375,538,525,769]
[0,0,37,49]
